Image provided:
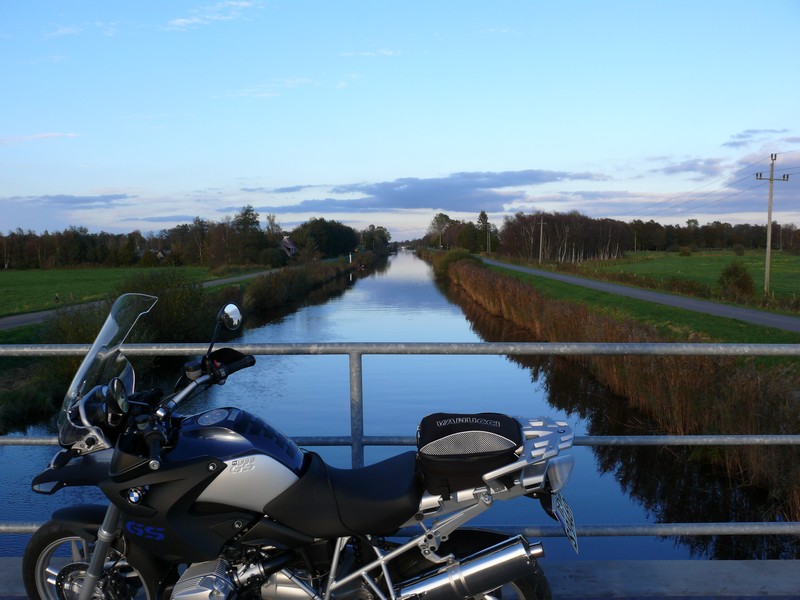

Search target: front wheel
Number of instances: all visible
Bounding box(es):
[23,520,152,600]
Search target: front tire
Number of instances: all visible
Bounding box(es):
[23,520,151,600]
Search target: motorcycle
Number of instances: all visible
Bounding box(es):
[23,293,578,600]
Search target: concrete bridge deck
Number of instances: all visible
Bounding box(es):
[1,558,798,599]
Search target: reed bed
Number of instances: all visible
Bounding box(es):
[244,259,353,313]
[438,254,800,520]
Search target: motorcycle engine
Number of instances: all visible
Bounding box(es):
[171,558,377,600]
[172,559,235,600]
[260,570,375,600]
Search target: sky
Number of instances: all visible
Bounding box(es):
[1,1,799,242]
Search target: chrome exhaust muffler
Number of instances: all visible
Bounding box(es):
[397,536,544,600]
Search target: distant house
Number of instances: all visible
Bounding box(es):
[281,236,298,257]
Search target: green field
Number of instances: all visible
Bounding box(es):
[0,267,209,317]
[586,250,800,297]
[493,265,800,346]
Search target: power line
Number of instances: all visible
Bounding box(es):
[640,150,799,219]
[642,172,763,218]
[661,181,767,216]
[637,156,772,219]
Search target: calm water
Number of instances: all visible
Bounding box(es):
[4,251,786,560]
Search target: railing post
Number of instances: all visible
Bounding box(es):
[348,351,364,468]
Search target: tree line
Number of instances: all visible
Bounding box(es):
[0,206,392,270]
[425,211,800,262]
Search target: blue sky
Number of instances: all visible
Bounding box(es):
[2,1,799,241]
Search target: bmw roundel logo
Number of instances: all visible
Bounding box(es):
[128,488,144,504]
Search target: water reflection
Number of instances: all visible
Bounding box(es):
[4,252,794,560]
[446,281,800,559]
[207,253,687,560]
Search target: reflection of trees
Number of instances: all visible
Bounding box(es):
[249,272,361,328]
[240,257,392,332]
[593,443,800,559]
[446,284,800,559]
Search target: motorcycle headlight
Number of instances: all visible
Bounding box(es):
[545,455,574,493]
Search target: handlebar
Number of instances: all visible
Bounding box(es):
[221,354,256,377]
[153,352,255,421]
[155,374,212,420]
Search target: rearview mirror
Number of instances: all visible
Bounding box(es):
[217,304,242,331]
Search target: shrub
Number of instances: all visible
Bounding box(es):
[244,260,352,314]
[261,248,289,268]
[679,246,692,257]
[0,269,217,433]
[732,243,746,256]
[112,269,216,342]
[718,260,756,302]
[245,266,311,312]
[431,249,480,279]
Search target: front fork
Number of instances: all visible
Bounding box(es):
[79,503,122,600]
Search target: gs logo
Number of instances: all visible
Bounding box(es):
[231,456,256,474]
[126,521,166,541]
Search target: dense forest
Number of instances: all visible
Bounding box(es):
[425,211,800,263]
[0,206,392,270]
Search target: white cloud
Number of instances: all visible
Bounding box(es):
[166,1,258,30]
[44,25,82,38]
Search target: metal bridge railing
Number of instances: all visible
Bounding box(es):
[1,341,799,538]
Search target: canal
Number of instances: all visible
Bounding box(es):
[1,250,792,560]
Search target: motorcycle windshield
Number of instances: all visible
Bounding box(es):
[57,293,158,448]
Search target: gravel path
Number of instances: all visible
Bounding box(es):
[0,270,277,332]
[481,258,800,334]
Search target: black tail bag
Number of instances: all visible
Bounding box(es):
[416,412,522,497]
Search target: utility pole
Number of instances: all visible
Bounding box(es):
[756,154,790,295]
[538,217,546,264]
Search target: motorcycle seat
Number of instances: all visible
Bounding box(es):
[264,451,423,538]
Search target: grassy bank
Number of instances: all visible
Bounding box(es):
[0,264,278,318]
[425,250,800,520]
[492,266,800,350]
[0,257,373,433]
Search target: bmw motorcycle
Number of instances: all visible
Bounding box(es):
[23,293,578,600]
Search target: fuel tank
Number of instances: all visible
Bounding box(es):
[168,407,305,512]
[101,408,307,562]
